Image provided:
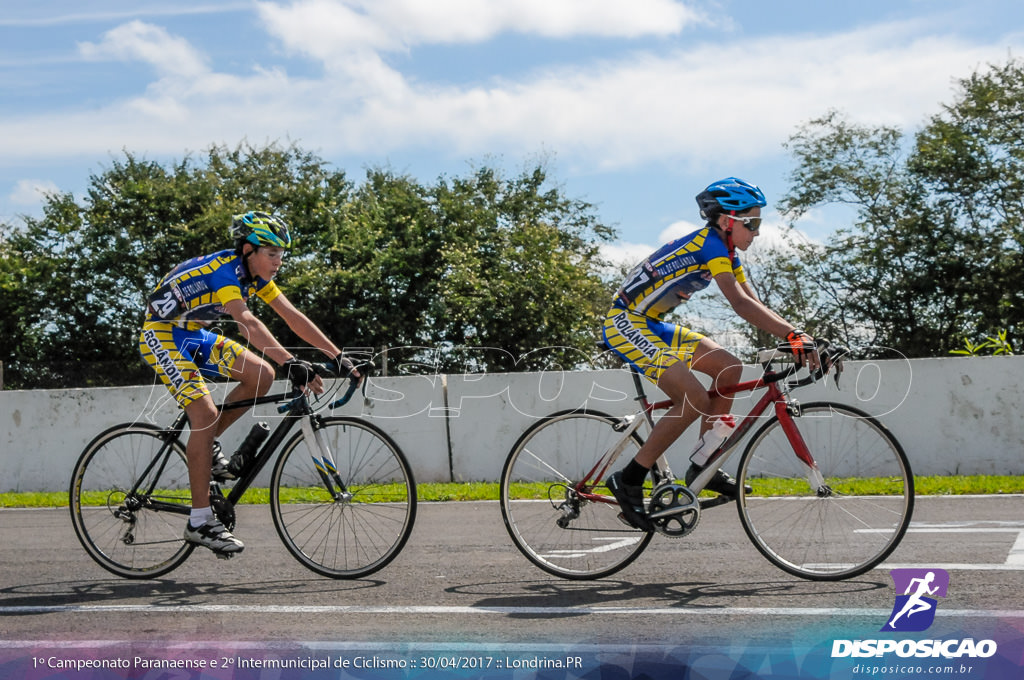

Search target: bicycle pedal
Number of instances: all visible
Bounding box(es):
[616,512,642,530]
[215,551,236,561]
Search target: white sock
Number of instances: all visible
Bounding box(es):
[189,506,214,527]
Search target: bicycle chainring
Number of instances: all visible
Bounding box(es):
[648,484,701,538]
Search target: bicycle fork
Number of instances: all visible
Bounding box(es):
[773,401,830,496]
[300,415,352,502]
[692,395,829,498]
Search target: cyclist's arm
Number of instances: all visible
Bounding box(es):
[267,292,343,361]
[222,298,295,366]
[715,273,821,370]
[714,271,796,340]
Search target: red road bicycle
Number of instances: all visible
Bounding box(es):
[499,343,914,581]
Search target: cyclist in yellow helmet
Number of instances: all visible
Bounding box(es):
[139,211,357,555]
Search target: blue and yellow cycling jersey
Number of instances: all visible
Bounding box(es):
[145,249,281,327]
[140,249,282,407]
[613,226,746,320]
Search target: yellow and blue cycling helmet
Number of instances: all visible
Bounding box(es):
[230,210,292,249]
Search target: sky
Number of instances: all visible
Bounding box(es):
[3,0,1024,264]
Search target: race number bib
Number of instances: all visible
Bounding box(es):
[617,260,656,305]
[147,280,186,319]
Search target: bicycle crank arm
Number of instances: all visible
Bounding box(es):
[698,495,733,510]
[647,505,697,520]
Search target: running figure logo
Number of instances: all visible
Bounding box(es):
[882,568,950,632]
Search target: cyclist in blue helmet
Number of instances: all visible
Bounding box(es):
[604,178,818,531]
[139,210,358,556]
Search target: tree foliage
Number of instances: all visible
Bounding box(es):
[773,58,1024,357]
[0,143,615,388]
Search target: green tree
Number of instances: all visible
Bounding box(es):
[0,141,354,388]
[427,165,615,372]
[0,144,615,388]
[777,58,1024,357]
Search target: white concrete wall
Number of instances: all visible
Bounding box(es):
[1,357,1021,492]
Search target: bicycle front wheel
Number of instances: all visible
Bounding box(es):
[69,424,195,578]
[737,402,913,581]
[500,409,653,580]
[270,416,416,578]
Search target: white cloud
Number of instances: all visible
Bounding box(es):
[257,0,703,58]
[1,11,1021,180]
[78,20,208,78]
[9,179,60,206]
[0,4,253,28]
[600,240,650,271]
[602,215,817,273]
[657,220,701,244]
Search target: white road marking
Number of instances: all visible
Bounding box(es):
[542,536,644,557]
[0,604,1021,618]
[881,520,1024,571]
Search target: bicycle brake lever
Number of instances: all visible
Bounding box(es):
[329,361,375,409]
[832,356,845,389]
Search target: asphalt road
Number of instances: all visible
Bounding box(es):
[1,495,1022,649]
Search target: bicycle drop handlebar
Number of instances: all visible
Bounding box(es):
[329,361,374,409]
[276,360,375,413]
[758,339,848,389]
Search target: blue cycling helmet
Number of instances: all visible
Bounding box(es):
[695,177,767,220]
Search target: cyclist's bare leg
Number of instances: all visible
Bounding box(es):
[689,339,742,437]
[184,395,220,508]
[213,349,276,437]
[183,392,244,553]
[632,361,710,469]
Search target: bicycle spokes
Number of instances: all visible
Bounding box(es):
[500,410,653,580]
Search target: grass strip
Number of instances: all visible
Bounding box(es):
[5,476,1023,508]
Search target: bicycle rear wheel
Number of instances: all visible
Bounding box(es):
[736,402,913,581]
[69,424,195,578]
[270,416,416,578]
[500,409,653,580]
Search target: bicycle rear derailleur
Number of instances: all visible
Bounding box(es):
[647,484,700,538]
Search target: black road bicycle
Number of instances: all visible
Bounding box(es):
[69,362,416,579]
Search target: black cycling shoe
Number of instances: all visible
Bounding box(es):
[685,463,751,498]
[607,471,652,532]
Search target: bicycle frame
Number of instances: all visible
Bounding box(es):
[124,389,315,514]
[573,360,819,505]
[500,342,911,581]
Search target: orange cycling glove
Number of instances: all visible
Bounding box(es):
[785,329,815,365]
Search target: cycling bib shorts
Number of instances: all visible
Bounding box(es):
[139,322,247,407]
[602,306,704,382]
